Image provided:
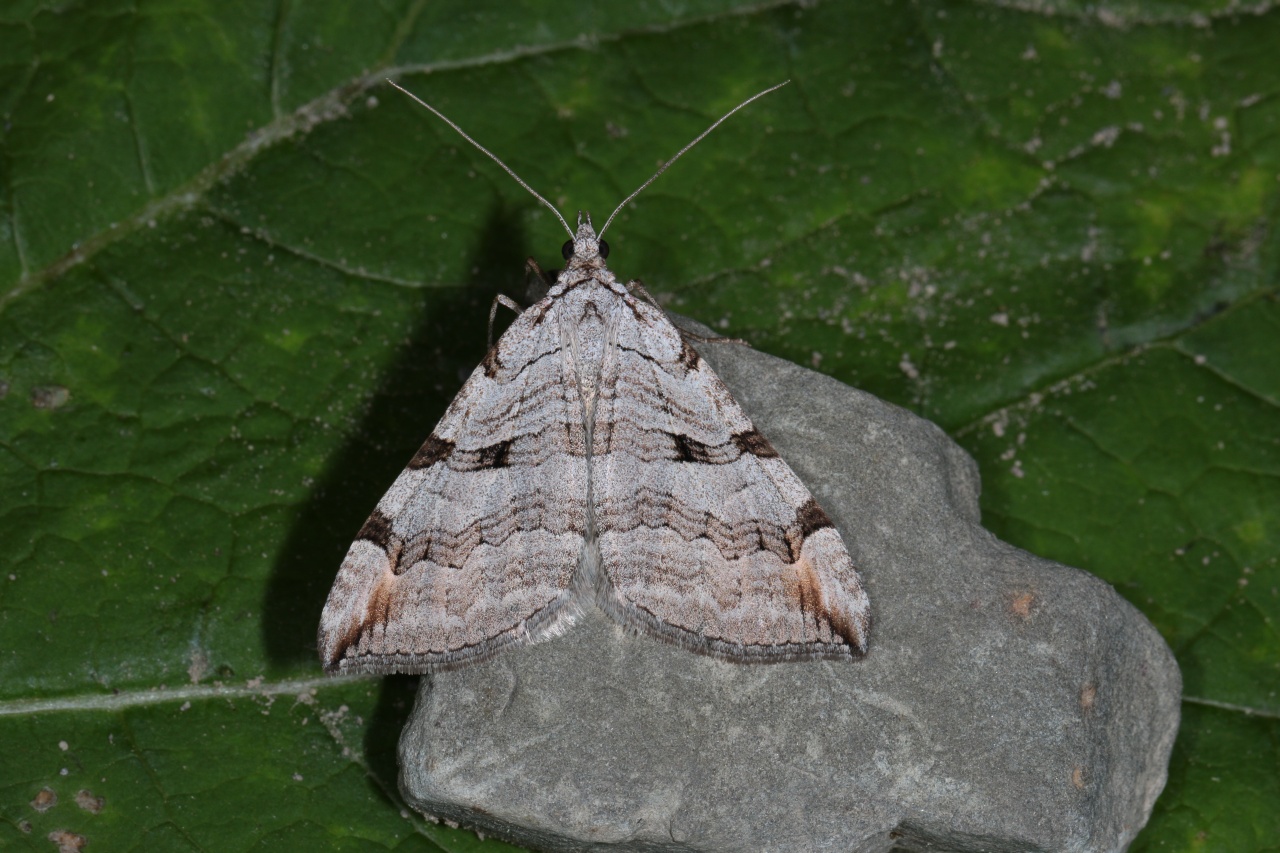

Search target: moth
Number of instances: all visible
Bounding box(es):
[318,82,870,674]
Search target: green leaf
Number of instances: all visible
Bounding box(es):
[2,1,1277,850]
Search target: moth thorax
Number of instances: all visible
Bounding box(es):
[572,307,610,406]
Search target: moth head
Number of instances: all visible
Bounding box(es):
[562,212,609,263]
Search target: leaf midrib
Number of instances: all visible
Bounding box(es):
[0,673,364,717]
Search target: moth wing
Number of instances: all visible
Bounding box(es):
[590,297,870,661]
[319,297,589,673]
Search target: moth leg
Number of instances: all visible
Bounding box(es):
[626,278,751,348]
[624,277,665,312]
[487,293,524,349]
[525,257,557,304]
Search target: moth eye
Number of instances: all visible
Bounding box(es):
[598,240,610,259]
[561,240,574,260]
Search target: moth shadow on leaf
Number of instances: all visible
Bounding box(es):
[262,202,536,678]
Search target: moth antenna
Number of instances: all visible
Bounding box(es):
[387,79,575,239]
[599,81,790,239]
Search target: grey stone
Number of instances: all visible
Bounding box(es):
[398,333,1181,853]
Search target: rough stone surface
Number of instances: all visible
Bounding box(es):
[398,333,1181,853]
